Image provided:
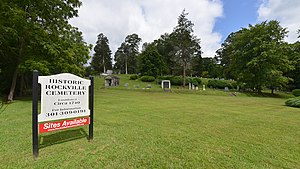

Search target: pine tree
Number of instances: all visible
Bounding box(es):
[91,33,112,73]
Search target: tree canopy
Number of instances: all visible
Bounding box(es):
[138,44,165,77]
[114,33,141,74]
[91,33,112,73]
[0,0,91,101]
[170,10,202,86]
[216,20,293,93]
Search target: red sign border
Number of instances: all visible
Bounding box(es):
[39,117,89,133]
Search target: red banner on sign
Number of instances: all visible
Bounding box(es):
[39,117,89,133]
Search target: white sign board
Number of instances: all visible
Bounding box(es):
[38,73,90,122]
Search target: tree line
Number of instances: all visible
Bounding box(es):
[90,11,300,93]
[1,1,300,101]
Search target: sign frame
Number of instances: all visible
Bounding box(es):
[32,70,94,158]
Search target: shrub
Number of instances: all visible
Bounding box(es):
[194,78,202,85]
[285,97,300,108]
[207,79,236,89]
[157,76,183,86]
[140,76,155,82]
[129,74,138,80]
[292,89,300,97]
[171,76,183,86]
[187,77,201,86]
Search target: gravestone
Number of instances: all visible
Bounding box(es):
[203,85,206,91]
[146,84,152,89]
[161,80,171,91]
[124,83,129,88]
[224,86,229,92]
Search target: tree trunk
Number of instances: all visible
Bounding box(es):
[271,88,274,94]
[7,67,19,102]
[125,61,128,75]
[103,57,106,73]
[7,37,23,102]
[183,63,186,87]
[19,75,24,97]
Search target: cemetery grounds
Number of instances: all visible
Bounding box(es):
[0,75,299,168]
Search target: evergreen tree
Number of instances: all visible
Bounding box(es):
[171,10,202,86]
[91,33,112,73]
[138,45,165,77]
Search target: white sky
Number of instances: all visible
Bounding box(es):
[70,0,300,59]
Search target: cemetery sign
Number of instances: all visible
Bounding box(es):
[38,73,90,122]
[32,70,94,158]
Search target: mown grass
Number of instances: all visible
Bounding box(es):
[0,76,299,168]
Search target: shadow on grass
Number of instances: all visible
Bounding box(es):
[39,128,88,149]
[242,91,290,98]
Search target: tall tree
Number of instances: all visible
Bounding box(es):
[224,20,292,93]
[137,45,165,77]
[171,10,201,86]
[286,30,300,89]
[215,32,238,79]
[114,33,141,74]
[91,33,112,73]
[0,0,90,101]
[152,33,177,75]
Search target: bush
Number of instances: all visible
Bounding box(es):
[129,74,138,80]
[285,97,300,108]
[156,76,183,86]
[292,89,300,97]
[171,76,183,86]
[140,76,155,82]
[207,79,236,89]
[187,77,201,86]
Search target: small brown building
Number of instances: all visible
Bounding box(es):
[104,75,120,87]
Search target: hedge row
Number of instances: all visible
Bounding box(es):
[140,76,155,82]
[207,79,237,89]
[157,76,202,86]
[129,74,138,80]
[292,89,300,97]
[285,97,300,108]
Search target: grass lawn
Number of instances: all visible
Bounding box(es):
[0,76,299,168]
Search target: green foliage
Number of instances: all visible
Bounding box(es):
[140,76,155,82]
[157,76,183,86]
[285,97,300,108]
[170,10,202,86]
[207,79,236,89]
[216,20,292,93]
[187,77,202,86]
[0,0,90,100]
[91,33,112,73]
[292,89,300,97]
[200,57,222,78]
[138,45,165,77]
[114,34,142,74]
[129,74,138,80]
[1,84,300,168]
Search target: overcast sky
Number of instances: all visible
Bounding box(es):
[70,0,300,58]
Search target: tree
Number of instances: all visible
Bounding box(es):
[91,33,112,73]
[215,32,238,79]
[114,33,141,74]
[286,31,300,89]
[0,0,90,101]
[152,33,177,75]
[201,57,222,78]
[223,20,292,93]
[137,45,165,77]
[171,10,201,86]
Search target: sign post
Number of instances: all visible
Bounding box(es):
[32,71,94,158]
[32,70,39,158]
[89,76,94,141]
